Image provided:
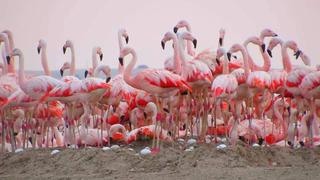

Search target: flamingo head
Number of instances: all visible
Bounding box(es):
[118,46,134,66]
[161,32,176,49]
[267,37,283,57]
[95,46,103,61]
[177,32,197,48]
[246,36,265,53]
[260,28,278,38]
[286,41,300,59]
[219,28,226,46]
[60,62,71,77]
[119,28,129,44]
[173,20,190,33]
[63,40,73,54]
[37,39,46,54]
[227,44,243,61]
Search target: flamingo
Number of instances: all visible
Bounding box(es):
[85,46,103,78]
[211,47,238,143]
[37,39,51,76]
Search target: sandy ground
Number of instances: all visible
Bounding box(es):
[0,142,320,180]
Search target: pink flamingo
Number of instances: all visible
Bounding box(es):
[84,46,103,78]
[37,39,51,76]
[119,46,191,98]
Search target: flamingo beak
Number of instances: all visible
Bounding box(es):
[261,44,266,53]
[125,36,129,44]
[37,47,41,54]
[99,53,103,61]
[63,46,66,54]
[118,57,124,66]
[161,41,165,50]
[267,49,273,57]
[294,50,301,59]
[273,33,278,37]
[192,39,197,48]
[173,26,178,33]
[6,56,10,65]
[219,38,223,46]
[106,77,111,83]
[232,55,237,59]
[60,69,64,77]
[227,52,232,61]
[143,112,147,119]
[216,58,221,65]
[84,70,88,78]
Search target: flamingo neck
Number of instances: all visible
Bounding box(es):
[184,25,194,56]
[92,47,98,71]
[178,36,188,67]
[281,43,293,73]
[244,40,270,71]
[301,54,311,66]
[69,45,76,76]
[94,65,109,78]
[18,52,26,89]
[171,35,182,74]
[222,53,229,74]
[40,46,51,76]
[123,49,137,88]
[1,48,8,74]
[238,46,250,77]
[0,36,11,74]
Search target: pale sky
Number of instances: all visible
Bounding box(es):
[0,0,319,71]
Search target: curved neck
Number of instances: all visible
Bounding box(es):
[273,100,288,138]
[0,36,11,74]
[171,35,182,74]
[93,65,109,78]
[185,25,194,56]
[281,43,293,72]
[123,50,137,88]
[69,45,76,76]
[178,36,188,67]
[18,52,26,88]
[238,46,250,77]
[1,48,8,74]
[244,40,270,71]
[40,46,51,76]
[92,47,98,71]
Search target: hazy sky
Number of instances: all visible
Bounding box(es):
[0,0,319,71]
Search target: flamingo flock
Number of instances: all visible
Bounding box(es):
[1,20,320,153]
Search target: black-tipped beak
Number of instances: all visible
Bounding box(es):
[6,56,10,65]
[216,58,221,65]
[60,69,64,77]
[227,52,231,61]
[261,44,266,53]
[173,27,178,33]
[84,70,88,78]
[99,54,103,61]
[63,47,66,54]
[267,49,273,57]
[161,41,165,50]
[219,38,223,46]
[143,112,147,119]
[118,57,124,66]
[294,50,301,59]
[192,39,197,48]
[232,55,237,59]
[163,108,169,113]
[125,36,129,44]
[273,34,278,37]
[37,47,41,54]
[106,77,111,83]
